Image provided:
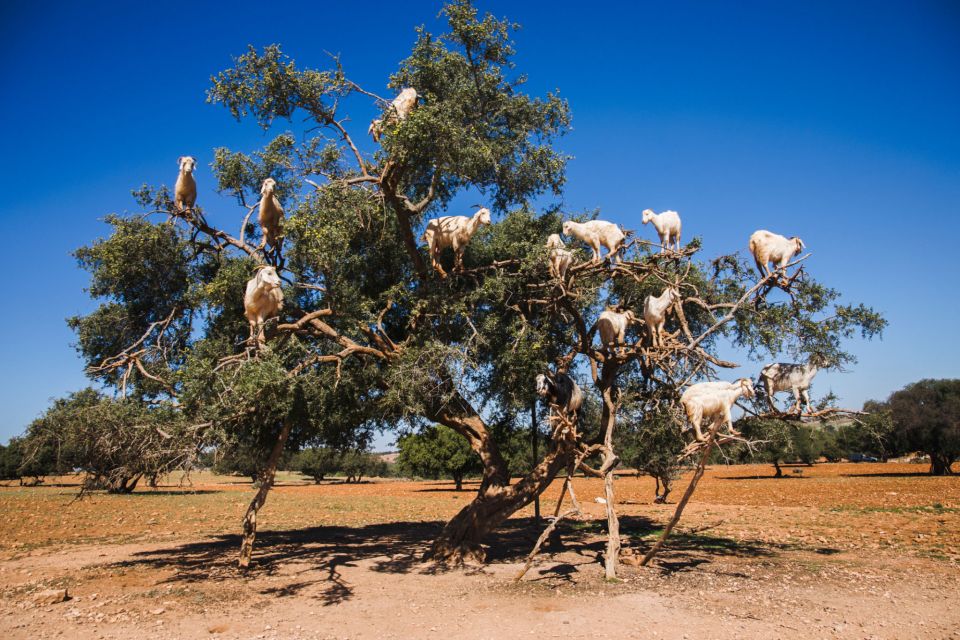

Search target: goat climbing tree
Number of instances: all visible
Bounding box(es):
[61,0,885,572]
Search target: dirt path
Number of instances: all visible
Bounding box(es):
[2,520,958,639]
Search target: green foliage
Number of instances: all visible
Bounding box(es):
[68,216,196,397]
[1,437,58,482]
[888,379,960,475]
[21,389,195,493]
[397,425,481,490]
[290,447,340,482]
[734,417,841,475]
[339,450,388,483]
[386,0,571,210]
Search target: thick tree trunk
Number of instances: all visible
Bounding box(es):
[238,418,293,569]
[428,390,510,491]
[929,452,956,476]
[429,443,576,564]
[107,474,142,494]
[773,459,783,478]
[453,473,463,491]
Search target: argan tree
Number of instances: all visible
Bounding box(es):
[888,379,960,475]
[63,0,883,572]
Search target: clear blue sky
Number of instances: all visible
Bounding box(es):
[1,1,958,445]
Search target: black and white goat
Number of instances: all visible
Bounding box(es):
[535,372,583,437]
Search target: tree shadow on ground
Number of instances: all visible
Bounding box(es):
[132,489,225,496]
[413,482,482,492]
[840,472,934,478]
[715,475,809,480]
[105,514,792,603]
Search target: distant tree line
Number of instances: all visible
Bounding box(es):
[4,379,956,489]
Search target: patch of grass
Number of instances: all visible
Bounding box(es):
[829,504,958,515]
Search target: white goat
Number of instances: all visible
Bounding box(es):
[368,87,418,142]
[641,209,682,252]
[748,230,805,277]
[243,266,284,346]
[421,207,492,277]
[644,286,680,347]
[258,178,284,251]
[597,307,638,351]
[174,156,197,212]
[545,233,574,280]
[680,378,756,441]
[759,362,819,414]
[562,220,631,263]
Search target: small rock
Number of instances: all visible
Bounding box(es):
[34,589,69,605]
[150,608,165,615]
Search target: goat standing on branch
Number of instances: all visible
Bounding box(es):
[643,286,680,347]
[421,207,492,277]
[749,229,805,277]
[368,87,418,143]
[244,266,284,347]
[759,361,819,414]
[641,209,682,253]
[174,156,197,213]
[597,307,638,353]
[258,178,284,254]
[562,219,631,263]
[535,372,583,438]
[681,378,756,442]
[545,233,573,280]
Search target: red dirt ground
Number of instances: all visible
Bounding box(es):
[1,462,958,639]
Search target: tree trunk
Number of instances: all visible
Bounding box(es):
[107,474,142,494]
[238,418,293,569]
[598,361,621,579]
[773,459,783,478]
[453,473,463,491]
[929,452,956,476]
[429,443,575,564]
[426,384,580,564]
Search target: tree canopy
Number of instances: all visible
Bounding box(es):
[887,379,960,475]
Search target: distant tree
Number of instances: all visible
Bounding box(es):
[339,450,386,483]
[397,425,481,490]
[21,389,194,493]
[617,411,685,503]
[0,438,57,484]
[735,418,838,477]
[888,379,960,475]
[834,400,898,461]
[0,441,22,482]
[291,447,341,483]
[214,443,272,483]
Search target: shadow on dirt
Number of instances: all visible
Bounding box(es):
[840,472,934,478]
[412,482,482,492]
[107,514,789,603]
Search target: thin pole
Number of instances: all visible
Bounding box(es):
[640,426,717,567]
[531,400,541,525]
